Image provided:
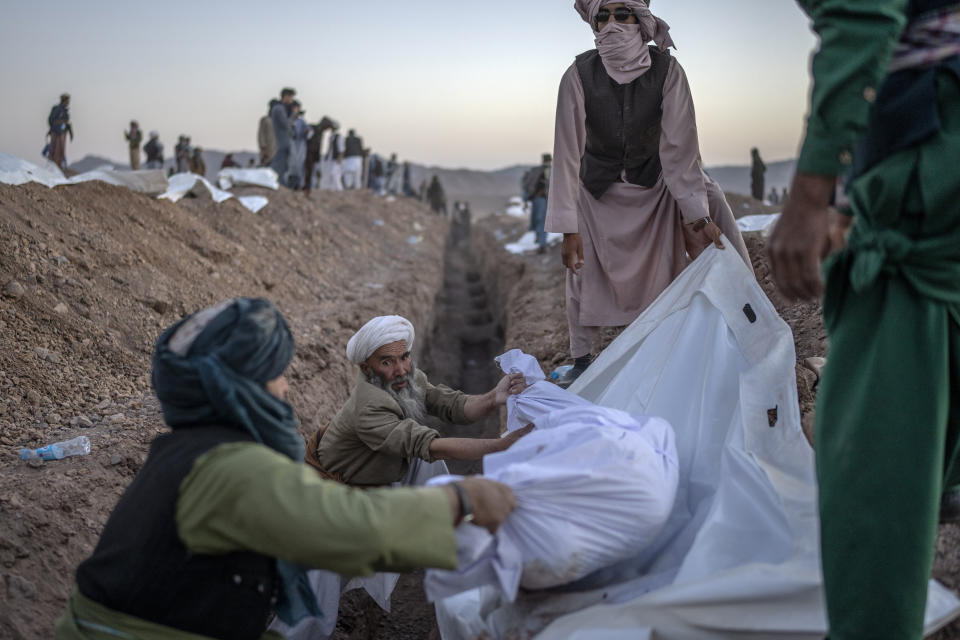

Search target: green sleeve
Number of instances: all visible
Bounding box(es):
[356,404,440,461]
[176,443,457,576]
[796,0,909,175]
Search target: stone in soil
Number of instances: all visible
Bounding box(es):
[3,280,25,299]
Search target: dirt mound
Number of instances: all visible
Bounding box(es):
[0,181,448,638]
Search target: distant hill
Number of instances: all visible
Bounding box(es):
[406,164,529,217]
[705,159,795,199]
[70,152,796,215]
[409,160,797,216]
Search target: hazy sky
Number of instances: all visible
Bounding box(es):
[0,1,817,170]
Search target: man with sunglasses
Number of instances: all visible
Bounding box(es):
[546,1,751,386]
[768,0,960,638]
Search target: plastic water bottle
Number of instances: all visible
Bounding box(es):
[20,435,91,461]
[549,365,574,381]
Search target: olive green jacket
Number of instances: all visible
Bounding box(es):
[54,442,456,639]
[318,369,469,486]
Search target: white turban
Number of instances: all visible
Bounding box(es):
[346,315,415,365]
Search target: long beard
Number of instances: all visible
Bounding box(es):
[367,366,427,424]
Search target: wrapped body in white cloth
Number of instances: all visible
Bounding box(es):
[424,350,678,602]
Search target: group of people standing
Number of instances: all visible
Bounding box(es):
[41,88,440,200]
[123,122,174,171]
[42,96,203,177]
[256,87,420,198]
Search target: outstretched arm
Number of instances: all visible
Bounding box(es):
[177,443,523,575]
[428,425,534,461]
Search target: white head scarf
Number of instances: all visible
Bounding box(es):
[346,315,415,365]
[574,0,675,84]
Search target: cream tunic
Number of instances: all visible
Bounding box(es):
[545,55,751,354]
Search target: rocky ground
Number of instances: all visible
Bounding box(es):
[0,179,957,639]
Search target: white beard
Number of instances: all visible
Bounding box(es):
[368,366,427,424]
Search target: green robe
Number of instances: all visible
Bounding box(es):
[796,1,960,639]
[54,442,457,639]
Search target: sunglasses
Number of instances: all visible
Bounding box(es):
[594,7,636,29]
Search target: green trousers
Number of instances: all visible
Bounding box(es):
[816,68,960,640]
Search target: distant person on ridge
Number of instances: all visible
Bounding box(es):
[190,147,206,178]
[270,88,296,185]
[288,101,310,189]
[427,175,447,215]
[402,161,415,197]
[220,153,238,169]
[342,129,364,189]
[545,1,751,386]
[143,131,163,170]
[304,117,336,196]
[523,153,552,253]
[174,136,191,174]
[47,93,72,170]
[369,154,386,195]
[386,153,403,195]
[124,121,143,170]
[767,187,780,205]
[750,147,766,201]
[320,124,345,191]
[257,101,277,167]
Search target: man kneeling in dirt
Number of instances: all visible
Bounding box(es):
[316,315,531,486]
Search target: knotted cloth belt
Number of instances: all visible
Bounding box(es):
[826,221,960,328]
[844,223,960,304]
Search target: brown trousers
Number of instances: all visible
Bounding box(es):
[49,132,68,169]
[303,157,317,195]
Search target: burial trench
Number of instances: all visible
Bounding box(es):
[420,212,507,475]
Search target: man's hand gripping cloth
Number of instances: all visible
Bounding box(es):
[423,350,679,601]
[495,348,594,432]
